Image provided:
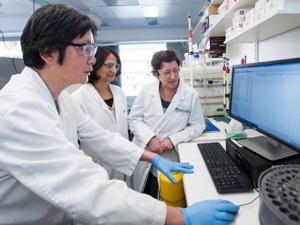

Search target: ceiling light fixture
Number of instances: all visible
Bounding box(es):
[142,6,158,17]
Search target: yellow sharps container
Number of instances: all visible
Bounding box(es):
[159,172,186,207]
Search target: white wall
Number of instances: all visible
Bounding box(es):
[259,27,300,61]
[226,43,256,67]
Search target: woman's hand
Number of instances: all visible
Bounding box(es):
[148,136,164,154]
[161,138,174,153]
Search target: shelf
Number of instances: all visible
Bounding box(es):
[225,12,300,43]
[205,0,256,37]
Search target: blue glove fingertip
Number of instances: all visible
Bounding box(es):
[167,175,177,184]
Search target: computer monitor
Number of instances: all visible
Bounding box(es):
[229,58,300,161]
[0,57,24,90]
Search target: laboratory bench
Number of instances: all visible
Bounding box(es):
[178,117,262,225]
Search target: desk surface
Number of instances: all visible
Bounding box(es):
[178,119,261,225]
[191,118,261,142]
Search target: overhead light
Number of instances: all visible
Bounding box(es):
[142,6,158,17]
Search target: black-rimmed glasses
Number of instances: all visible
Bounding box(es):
[68,42,98,57]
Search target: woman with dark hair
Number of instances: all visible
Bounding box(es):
[128,49,206,198]
[72,46,129,183]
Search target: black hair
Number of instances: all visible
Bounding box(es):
[21,4,97,69]
[88,46,121,84]
[151,49,180,77]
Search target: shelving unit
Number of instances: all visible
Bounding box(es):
[203,0,254,37]
[188,0,300,116]
[226,12,300,43]
[180,63,225,117]
[195,0,300,44]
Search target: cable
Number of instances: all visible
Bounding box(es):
[238,188,260,207]
[12,58,19,73]
[0,30,10,50]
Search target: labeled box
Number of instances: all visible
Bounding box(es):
[202,15,220,34]
[245,8,255,28]
[265,0,300,17]
[225,26,235,41]
[255,0,266,24]
[206,5,219,15]
[232,8,251,34]
[206,36,226,51]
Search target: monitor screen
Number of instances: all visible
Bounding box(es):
[229,58,300,161]
[0,57,24,90]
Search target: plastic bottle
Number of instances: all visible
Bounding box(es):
[193,53,200,67]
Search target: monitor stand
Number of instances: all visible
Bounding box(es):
[237,136,299,161]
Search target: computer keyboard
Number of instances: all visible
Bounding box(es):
[198,142,254,193]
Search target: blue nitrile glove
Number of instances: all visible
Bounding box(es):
[151,155,194,184]
[180,200,240,225]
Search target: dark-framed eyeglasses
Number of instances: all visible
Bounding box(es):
[158,67,180,77]
[103,61,120,71]
[68,42,98,57]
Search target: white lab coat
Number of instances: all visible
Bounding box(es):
[0,67,166,225]
[128,79,205,192]
[72,83,129,181]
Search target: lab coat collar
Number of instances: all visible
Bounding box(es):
[150,79,185,100]
[22,67,57,111]
[149,79,186,115]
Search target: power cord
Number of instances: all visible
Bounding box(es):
[238,188,260,207]
[0,30,10,50]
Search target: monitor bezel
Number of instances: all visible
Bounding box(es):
[229,57,300,154]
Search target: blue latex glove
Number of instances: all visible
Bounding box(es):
[180,200,240,225]
[151,155,194,184]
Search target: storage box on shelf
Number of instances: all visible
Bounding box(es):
[232,8,251,34]
[225,3,300,43]
[200,0,255,37]
[206,36,226,58]
[206,4,219,15]
[200,0,300,44]
[244,8,255,29]
[202,15,220,34]
[265,0,300,17]
[255,0,265,24]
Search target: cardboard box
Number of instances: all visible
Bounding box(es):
[245,8,255,28]
[233,8,251,22]
[265,0,300,17]
[225,26,235,41]
[255,0,266,24]
[202,15,220,34]
[206,5,219,15]
[207,36,226,50]
[209,50,226,58]
[232,8,251,34]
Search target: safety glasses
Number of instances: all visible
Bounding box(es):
[158,67,180,77]
[68,42,98,57]
[103,61,120,71]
